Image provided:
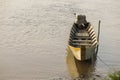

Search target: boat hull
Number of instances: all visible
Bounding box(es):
[67,15,98,61]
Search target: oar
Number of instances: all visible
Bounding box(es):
[96,20,101,54]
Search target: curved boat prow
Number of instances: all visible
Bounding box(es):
[67,45,81,60]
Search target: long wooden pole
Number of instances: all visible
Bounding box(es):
[96,20,101,54]
[97,20,101,42]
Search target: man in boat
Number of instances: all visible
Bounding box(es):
[74,14,89,29]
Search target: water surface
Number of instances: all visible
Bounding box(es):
[0,0,120,80]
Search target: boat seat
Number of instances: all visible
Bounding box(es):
[72,40,92,43]
[72,43,92,46]
[75,32,89,37]
[73,36,91,40]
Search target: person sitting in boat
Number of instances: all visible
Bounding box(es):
[74,14,89,29]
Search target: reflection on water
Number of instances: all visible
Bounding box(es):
[66,52,96,79]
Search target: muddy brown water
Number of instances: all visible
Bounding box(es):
[0,0,120,80]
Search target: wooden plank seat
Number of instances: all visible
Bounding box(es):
[75,32,89,37]
[72,40,92,43]
[73,36,91,40]
[72,43,92,46]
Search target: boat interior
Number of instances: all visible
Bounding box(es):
[69,18,98,48]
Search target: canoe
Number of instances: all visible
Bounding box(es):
[67,15,98,61]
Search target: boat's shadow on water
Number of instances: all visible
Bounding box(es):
[66,52,97,80]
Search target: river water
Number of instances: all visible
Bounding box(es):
[0,0,120,80]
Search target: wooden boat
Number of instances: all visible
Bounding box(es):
[67,14,98,61]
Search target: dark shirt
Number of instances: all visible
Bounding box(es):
[75,22,89,30]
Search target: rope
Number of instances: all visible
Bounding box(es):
[97,56,115,73]
[97,56,110,68]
